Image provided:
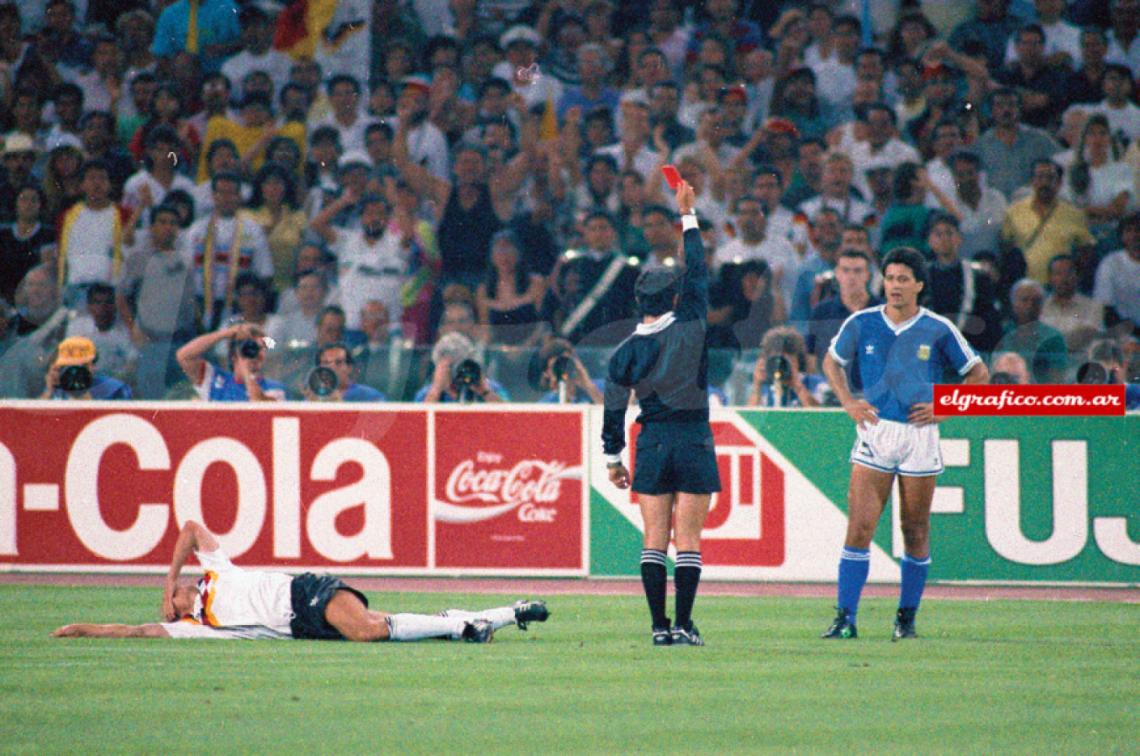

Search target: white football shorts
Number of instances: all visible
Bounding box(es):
[849,418,943,477]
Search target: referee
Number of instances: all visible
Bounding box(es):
[602,180,720,647]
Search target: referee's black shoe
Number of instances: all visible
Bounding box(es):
[891,607,917,641]
[671,622,704,646]
[821,608,857,639]
[513,599,550,630]
[461,619,494,643]
[652,620,673,646]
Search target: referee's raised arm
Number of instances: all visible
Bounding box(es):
[674,182,708,321]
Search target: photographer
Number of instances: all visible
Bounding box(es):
[1076,339,1140,409]
[305,343,386,402]
[175,322,286,401]
[40,336,132,400]
[415,332,506,403]
[528,337,604,404]
[747,326,828,408]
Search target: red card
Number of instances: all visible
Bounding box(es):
[661,164,682,190]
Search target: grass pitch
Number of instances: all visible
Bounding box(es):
[1,585,1135,754]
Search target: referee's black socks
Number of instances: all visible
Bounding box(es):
[674,551,702,630]
[640,549,669,629]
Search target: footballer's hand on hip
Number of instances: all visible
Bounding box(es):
[908,402,939,426]
[844,399,879,427]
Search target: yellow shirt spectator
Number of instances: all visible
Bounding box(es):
[1000,196,1096,283]
[197,98,306,182]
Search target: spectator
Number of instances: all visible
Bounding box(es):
[648,81,695,153]
[220,5,292,102]
[196,92,305,184]
[476,230,545,345]
[309,74,369,155]
[558,43,620,124]
[176,321,285,401]
[64,281,135,381]
[973,89,1061,201]
[879,163,933,255]
[529,335,604,404]
[715,195,797,310]
[940,150,1009,259]
[1093,213,1140,333]
[782,136,827,209]
[751,164,795,244]
[0,134,39,223]
[1056,113,1134,246]
[806,249,883,372]
[41,134,85,220]
[0,185,55,303]
[995,24,1068,129]
[1000,160,1097,290]
[1079,63,1140,143]
[794,152,877,247]
[989,350,1033,384]
[312,191,409,333]
[116,203,198,399]
[186,172,273,331]
[248,163,306,295]
[948,0,1021,74]
[8,265,63,338]
[995,278,1069,383]
[1042,254,1105,353]
[78,111,136,196]
[395,75,451,180]
[315,305,351,349]
[1062,27,1111,107]
[122,125,197,231]
[1079,338,1140,408]
[266,270,326,347]
[789,206,844,326]
[39,335,132,400]
[707,258,784,351]
[151,0,241,76]
[746,326,828,407]
[55,160,132,307]
[125,83,199,167]
[227,271,273,331]
[769,67,830,143]
[415,331,506,402]
[924,213,1003,353]
[543,210,638,344]
[308,342,385,402]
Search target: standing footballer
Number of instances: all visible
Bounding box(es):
[821,247,988,641]
[602,178,720,647]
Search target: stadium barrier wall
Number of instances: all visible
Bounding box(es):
[0,403,1135,584]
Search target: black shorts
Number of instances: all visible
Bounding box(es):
[289,573,369,641]
[632,421,721,495]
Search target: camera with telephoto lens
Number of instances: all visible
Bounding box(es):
[306,366,339,398]
[1075,362,1111,385]
[551,354,574,383]
[452,358,482,387]
[238,339,263,359]
[58,364,93,393]
[766,354,792,385]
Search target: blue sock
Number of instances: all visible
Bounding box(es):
[837,547,870,622]
[899,554,931,610]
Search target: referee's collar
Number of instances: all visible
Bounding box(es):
[635,311,676,335]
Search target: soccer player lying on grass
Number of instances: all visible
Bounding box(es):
[52,521,549,643]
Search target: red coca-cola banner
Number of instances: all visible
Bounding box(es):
[433,410,585,570]
[0,404,586,574]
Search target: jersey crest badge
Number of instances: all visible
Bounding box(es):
[917,344,931,361]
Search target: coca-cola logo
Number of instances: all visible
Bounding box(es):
[434,451,575,524]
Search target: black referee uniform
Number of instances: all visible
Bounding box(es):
[601,210,719,644]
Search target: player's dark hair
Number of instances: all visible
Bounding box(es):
[316,342,353,366]
[837,248,871,266]
[881,246,928,296]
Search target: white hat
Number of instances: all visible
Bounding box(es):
[500,25,541,49]
[337,150,373,170]
[1,132,36,155]
[47,132,84,152]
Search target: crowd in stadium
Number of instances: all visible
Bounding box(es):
[0,0,1137,405]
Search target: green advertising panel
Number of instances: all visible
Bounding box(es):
[590,410,1139,585]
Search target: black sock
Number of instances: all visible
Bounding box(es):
[640,549,668,629]
[674,551,702,629]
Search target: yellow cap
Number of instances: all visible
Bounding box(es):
[54,336,96,366]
